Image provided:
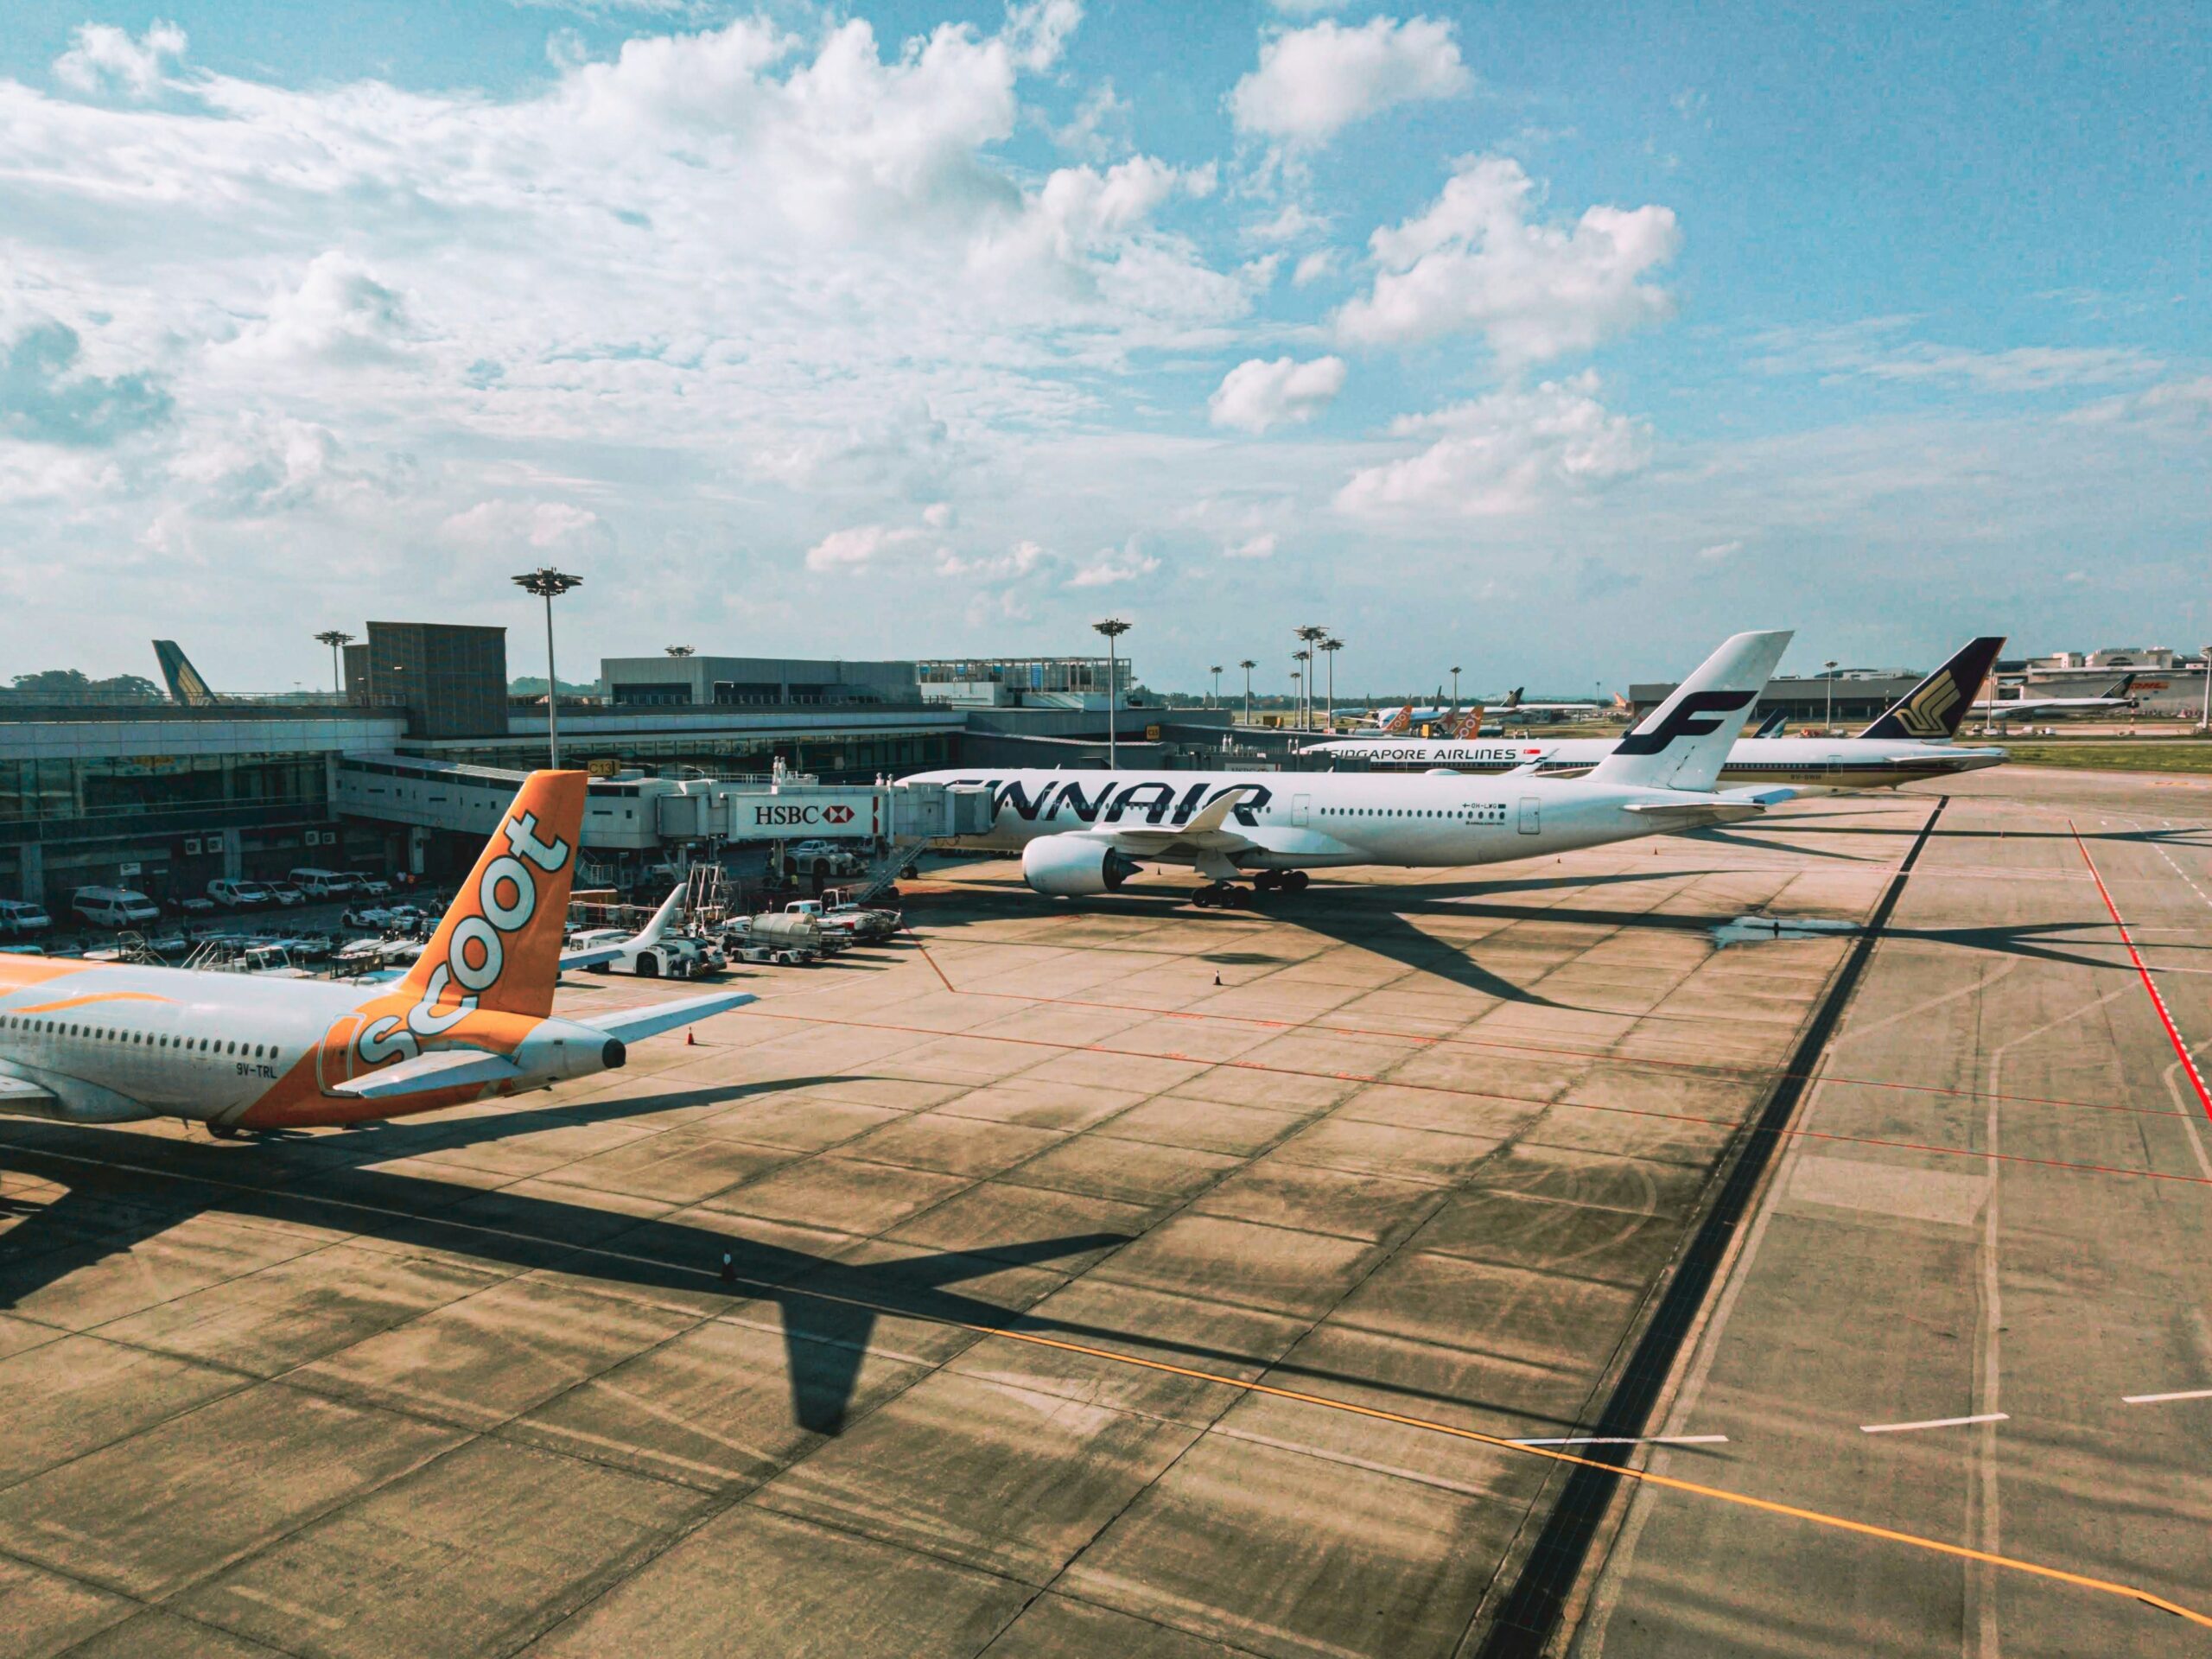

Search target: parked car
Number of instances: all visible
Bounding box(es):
[173,894,217,916]
[0,899,53,937]
[286,868,358,899]
[71,886,162,929]
[354,876,395,898]
[207,879,273,909]
[264,882,307,907]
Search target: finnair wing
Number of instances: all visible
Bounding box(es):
[1091,786,1260,854]
[574,989,756,1045]
[332,1048,524,1101]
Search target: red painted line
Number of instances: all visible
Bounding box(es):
[903,924,957,995]
[2072,822,2212,1123]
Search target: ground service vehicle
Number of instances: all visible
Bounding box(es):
[71,887,162,929]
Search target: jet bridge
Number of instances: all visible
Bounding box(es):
[334,756,992,853]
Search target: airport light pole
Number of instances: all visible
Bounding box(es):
[1289,667,1301,726]
[1292,650,1312,728]
[1320,636,1341,731]
[1210,664,1223,709]
[1239,658,1255,726]
[1294,625,1327,729]
[513,567,583,768]
[1824,659,1839,734]
[1091,617,1130,766]
[314,629,353,696]
[1450,664,1460,713]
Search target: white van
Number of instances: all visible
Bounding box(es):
[0,899,52,936]
[287,868,356,899]
[207,879,273,909]
[72,886,161,928]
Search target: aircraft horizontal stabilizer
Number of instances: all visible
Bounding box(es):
[1620,799,1766,827]
[559,944,625,971]
[575,989,756,1046]
[332,1048,524,1100]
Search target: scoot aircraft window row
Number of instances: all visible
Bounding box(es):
[0,1016,278,1064]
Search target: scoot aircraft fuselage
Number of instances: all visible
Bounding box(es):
[909,629,1793,900]
[0,772,750,1133]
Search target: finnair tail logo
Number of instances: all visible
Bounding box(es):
[1615,690,1757,756]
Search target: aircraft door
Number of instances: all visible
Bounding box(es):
[1518,795,1541,835]
[317,1014,365,1095]
[1291,793,1310,827]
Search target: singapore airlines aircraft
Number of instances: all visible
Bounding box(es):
[1300,636,2009,793]
[0,772,751,1134]
[911,630,1791,906]
[1973,671,2139,724]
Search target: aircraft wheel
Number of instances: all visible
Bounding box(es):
[1222,886,1252,908]
[1284,870,1310,893]
[1192,884,1225,909]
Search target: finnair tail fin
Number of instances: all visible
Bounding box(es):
[1858,637,2005,741]
[1590,631,1793,791]
[153,640,217,706]
[397,771,587,1023]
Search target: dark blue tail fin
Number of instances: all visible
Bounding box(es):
[152,640,217,706]
[1858,637,2005,741]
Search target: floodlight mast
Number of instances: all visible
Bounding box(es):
[513,567,583,767]
[314,629,354,696]
[1091,618,1132,766]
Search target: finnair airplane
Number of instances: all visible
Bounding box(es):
[0,772,751,1134]
[1974,671,2138,723]
[1300,637,2009,793]
[910,630,1791,906]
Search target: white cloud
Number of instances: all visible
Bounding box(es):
[442,499,613,556]
[1230,16,1470,147]
[1336,155,1680,363]
[1335,372,1650,517]
[1209,355,1347,433]
[938,537,1046,580]
[54,21,187,100]
[1695,538,1743,562]
[1247,203,1330,244]
[804,523,922,571]
[1067,537,1160,586]
[219,254,417,367]
[1753,323,2165,392]
[1224,531,1278,559]
[1291,249,1340,288]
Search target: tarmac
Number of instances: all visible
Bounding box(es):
[0,765,2206,1657]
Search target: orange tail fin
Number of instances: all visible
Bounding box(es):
[398,771,587,1023]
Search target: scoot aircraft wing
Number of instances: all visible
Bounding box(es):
[559,885,685,972]
[575,989,758,1046]
[0,1074,60,1113]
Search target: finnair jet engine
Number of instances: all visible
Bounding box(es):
[1021,836,1141,896]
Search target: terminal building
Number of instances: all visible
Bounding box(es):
[0,629,1224,910]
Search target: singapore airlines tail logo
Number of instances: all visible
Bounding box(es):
[1892,671,1961,739]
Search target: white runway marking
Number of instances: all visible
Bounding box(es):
[2122,1388,2212,1405]
[1860,1412,2009,1434]
[1510,1434,1730,1447]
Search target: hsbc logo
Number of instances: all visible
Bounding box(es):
[753,802,863,828]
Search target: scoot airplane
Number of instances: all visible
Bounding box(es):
[0,772,752,1134]
[1300,636,2009,793]
[911,630,1791,907]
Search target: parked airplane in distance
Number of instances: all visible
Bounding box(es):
[1974,671,2139,723]
[1300,636,2008,793]
[1349,688,1605,733]
[911,631,1792,906]
[153,639,219,707]
[0,772,751,1134]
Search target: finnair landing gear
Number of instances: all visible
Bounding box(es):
[1251,871,1310,893]
[1192,883,1250,909]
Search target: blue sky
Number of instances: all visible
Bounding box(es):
[0,2,2204,697]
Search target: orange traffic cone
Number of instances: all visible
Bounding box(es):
[686,1028,696,1046]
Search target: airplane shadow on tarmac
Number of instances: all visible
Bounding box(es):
[0,1081,1594,1438]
